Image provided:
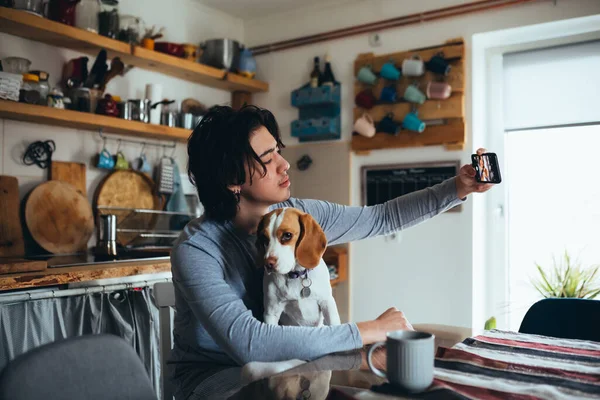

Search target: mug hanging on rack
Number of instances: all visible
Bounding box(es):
[134,144,152,173]
[96,138,115,169]
[402,55,425,77]
[113,140,129,170]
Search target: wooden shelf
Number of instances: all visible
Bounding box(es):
[0,7,268,93]
[352,118,466,153]
[0,7,131,61]
[0,100,191,141]
[354,93,464,122]
[324,246,348,287]
[353,39,466,153]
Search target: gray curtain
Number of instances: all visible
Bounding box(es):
[0,287,161,398]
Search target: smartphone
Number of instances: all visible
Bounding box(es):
[471,152,502,184]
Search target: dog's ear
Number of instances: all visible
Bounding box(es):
[296,213,327,269]
[255,215,268,267]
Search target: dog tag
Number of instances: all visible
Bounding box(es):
[301,287,311,298]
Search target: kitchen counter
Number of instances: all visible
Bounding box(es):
[0,258,171,292]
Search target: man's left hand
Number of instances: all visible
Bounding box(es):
[456,148,495,199]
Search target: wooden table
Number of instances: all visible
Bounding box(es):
[227,330,600,399]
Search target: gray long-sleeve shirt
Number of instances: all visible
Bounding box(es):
[169,178,463,399]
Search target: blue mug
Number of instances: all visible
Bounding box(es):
[97,148,115,169]
[380,85,397,103]
[377,113,400,135]
[136,153,152,173]
[380,62,401,80]
[402,111,426,133]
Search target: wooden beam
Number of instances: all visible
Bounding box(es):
[354,41,464,75]
[351,118,465,152]
[232,91,253,110]
[354,92,464,122]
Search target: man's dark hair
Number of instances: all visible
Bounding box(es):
[187,105,285,222]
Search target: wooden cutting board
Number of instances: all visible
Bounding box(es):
[51,161,87,197]
[0,176,25,257]
[25,180,94,254]
[93,170,163,246]
[0,259,47,275]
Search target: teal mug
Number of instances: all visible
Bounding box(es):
[402,111,426,133]
[404,84,426,104]
[97,148,115,169]
[357,65,377,85]
[380,62,401,80]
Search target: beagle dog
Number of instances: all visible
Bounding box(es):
[241,208,341,385]
[256,207,341,327]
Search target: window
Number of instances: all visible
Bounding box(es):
[495,41,600,330]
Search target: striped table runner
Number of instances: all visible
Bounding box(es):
[432,329,600,399]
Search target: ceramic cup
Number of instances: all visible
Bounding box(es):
[402,56,425,77]
[404,84,426,104]
[355,89,377,109]
[357,65,378,85]
[377,113,400,135]
[426,81,452,100]
[402,111,426,133]
[368,330,435,393]
[135,153,152,173]
[353,113,376,138]
[426,53,451,76]
[380,61,401,80]
[114,151,129,170]
[380,85,398,103]
[96,148,115,169]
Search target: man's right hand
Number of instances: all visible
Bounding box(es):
[356,307,414,345]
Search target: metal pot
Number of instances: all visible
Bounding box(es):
[199,39,241,71]
[179,113,203,130]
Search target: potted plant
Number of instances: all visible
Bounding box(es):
[531,250,600,299]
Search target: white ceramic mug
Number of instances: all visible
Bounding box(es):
[353,113,376,138]
[368,330,435,393]
[402,57,425,77]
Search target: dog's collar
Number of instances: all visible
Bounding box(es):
[287,269,308,279]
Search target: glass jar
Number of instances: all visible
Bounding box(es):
[19,73,41,104]
[118,15,141,45]
[71,87,91,112]
[99,0,119,39]
[29,70,50,105]
[76,0,101,33]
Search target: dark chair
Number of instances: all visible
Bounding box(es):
[0,334,157,400]
[519,298,600,342]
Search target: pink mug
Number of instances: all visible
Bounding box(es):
[426,81,452,100]
[353,113,376,138]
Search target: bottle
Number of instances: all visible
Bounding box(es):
[321,54,336,87]
[310,56,321,88]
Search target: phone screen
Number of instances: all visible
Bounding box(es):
[472,153,502,184]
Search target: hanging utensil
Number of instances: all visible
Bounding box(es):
[99,57,124,92]
[84,49,107,88]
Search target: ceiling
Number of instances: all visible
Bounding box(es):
[195,0,354,20]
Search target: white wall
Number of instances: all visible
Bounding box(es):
[0,0,242,213]
[249,0,600,328]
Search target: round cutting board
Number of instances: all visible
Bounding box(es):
[25,180,94,254]
[93,170,163,246]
